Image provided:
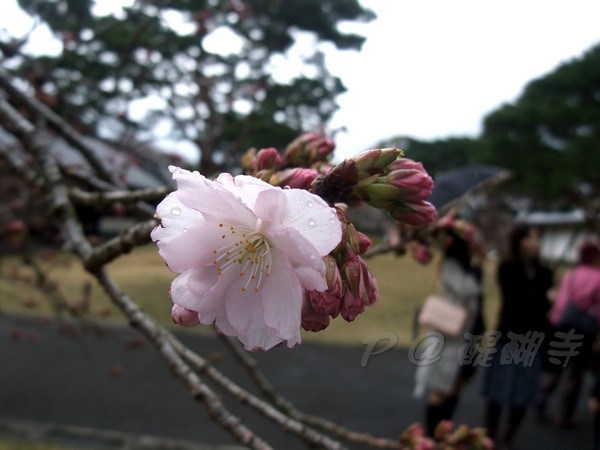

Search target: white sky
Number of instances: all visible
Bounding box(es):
[1,0,600,163]
[328,0,600,160]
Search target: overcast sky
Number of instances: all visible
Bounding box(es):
[2,0,600,163]
[327,0,600,160]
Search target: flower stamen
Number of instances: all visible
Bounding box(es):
[210,226,272,293]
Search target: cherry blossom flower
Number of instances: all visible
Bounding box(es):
[151,166,341,351]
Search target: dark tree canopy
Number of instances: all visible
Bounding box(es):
[480,42,600,214]
[3,0,375,174]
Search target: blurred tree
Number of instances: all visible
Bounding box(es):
[480,42,600,230]
[3,0,375,174]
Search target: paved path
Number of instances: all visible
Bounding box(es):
[0,313,595,449]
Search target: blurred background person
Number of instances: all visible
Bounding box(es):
[413,214,482,436]
[538,240,600,427]
[482,224,554,450]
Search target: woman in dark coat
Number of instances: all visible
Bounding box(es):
[482,224,554,450]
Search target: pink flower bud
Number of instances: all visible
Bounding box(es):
[241,148,258,172]
[340,286,365,322]
[276,168,319,190]
[344,251,379,306]
[387,167,434,202]
[392,201,437,226]
[171,305,200,327]
[357,232,372,254]
[301,299,331,332]
[256,147,281,171]
[282,132,334,166]
[307,290,341,317]
[353,148,403,178]
[433,420,454,441]
[413,437,436,450]
[413,244,432,264]
[307,136,335,161]
[324,255,344,295]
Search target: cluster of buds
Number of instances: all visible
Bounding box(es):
[280,132,335,169]
[400,421,493,450]
[240,135,437,333]
[241,132,335,190]
[312,148,437,227]
[435,211,476,242]
[301,207,378,332]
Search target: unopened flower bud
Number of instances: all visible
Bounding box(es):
[256,147,281,171]
[282,132,335,167]
[324,255,343,295]
[391,201,437,226]
[343,251,379,306]
[386,159,434,206]
[307,290,341,317]
[241,148,258,172]
[353,148,403,179]
[413,437,436,450]
[340,285,365,322]
[301,299,331,331]
[413,243,432,264]
[276,167,319,190]
[357,232,372,254]
[434,420,454,442]
[171,305,200,327]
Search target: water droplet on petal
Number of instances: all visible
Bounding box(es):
[308,218,315,226]
[307,201,313,208]
[171,207,181,216]
[283,185,291,190]
[309,254,316,260]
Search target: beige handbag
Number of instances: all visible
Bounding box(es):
[418,294,467,337]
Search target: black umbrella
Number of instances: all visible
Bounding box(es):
[428,165,511,214]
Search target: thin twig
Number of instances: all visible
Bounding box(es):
[84,220,157,271]
[167,333,348,450]
[70,186,170,206]
[218,334,402,449]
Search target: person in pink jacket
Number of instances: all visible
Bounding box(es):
[538,240,600,428]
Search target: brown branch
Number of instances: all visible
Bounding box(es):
[218,334,402,449]
[0,98,273,449]
[93,267,274,450]
[0,144,43,189]
[70,186,171,206]
[167,334,347,450]
[0,69,119,185]
[84,219,157,271]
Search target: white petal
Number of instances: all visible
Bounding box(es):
[151,193,204,244]
[155,220,249,273]
[267,227,327,292]
[171,167,257,227]
[260,248,303,346]
[264,188,341,256]
[216,173,273,210]
[224,277,285,350]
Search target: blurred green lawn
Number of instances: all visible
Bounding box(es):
[0,245,501,348]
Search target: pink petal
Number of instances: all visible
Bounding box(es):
[224,277,285,350]
[156,220,250,273]
[171,305,200,327]
[267,227,327,292]
[275,188,341,255]
[151,193,204,243]
[170,167,256,227]
[260,248,303,345]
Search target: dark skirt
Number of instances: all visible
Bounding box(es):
[482,341,542,406]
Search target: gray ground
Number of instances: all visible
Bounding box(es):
[0,313,594,449]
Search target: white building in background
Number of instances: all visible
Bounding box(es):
[517,210,598,265]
